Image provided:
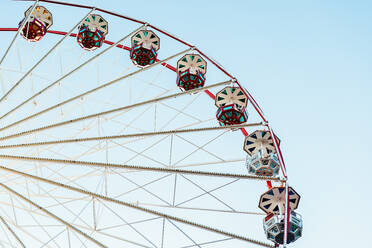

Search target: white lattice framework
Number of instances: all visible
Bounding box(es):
[0,1,293,247]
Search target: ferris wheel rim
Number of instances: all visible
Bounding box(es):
[6,0,288,191]
[0,28,267,143]
[0,1,297,247]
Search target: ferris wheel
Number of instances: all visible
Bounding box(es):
[0,0,302,247]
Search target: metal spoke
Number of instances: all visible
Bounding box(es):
[0,123,262,149]
[131,202,265,216]
[0,80,231,141]
[0,2,292,247]
[173,158,246,169]
[0,23,146,122]
[0,47,193,136]
[0,165,274,248]
[0,155,283,181]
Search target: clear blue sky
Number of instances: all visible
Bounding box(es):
[2,0,372,247]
